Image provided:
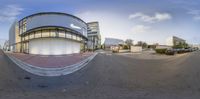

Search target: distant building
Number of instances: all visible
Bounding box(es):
[104,38,124,50]
[166,36,186,46]
[87,22,101,50]
[191,44,200,49]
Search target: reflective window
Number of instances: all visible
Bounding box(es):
[77,36,81,41]
[59,30,65,38]
[66,33,71,38]
[25,35,29,40]
[35,31,41,38]
[50,30,56,37]
[72,34,76,40]
[42,30,50,37]
[29,33,34,39]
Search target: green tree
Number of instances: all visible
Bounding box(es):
[125,39,133,49]
[136,41,148,48]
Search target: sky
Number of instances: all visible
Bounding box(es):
[0,0,200,46]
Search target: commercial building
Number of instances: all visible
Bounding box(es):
[166,36,186,46]
[87,22,101,50]
[9,12,88,55]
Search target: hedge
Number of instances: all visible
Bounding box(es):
[155,49,167,54]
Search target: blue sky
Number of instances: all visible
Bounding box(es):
[0,0,200,46]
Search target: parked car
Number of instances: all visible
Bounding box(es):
[175,48,185,54]
[165,49,176,55]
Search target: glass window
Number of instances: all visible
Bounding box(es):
[35,31,41,38]
[25,35,29,40]
[29,33,34,39]
[22,19,27,33]
[66,33,71,38]
[50,30,56,37]
[20,28,23,34]
[77,36,81,41]
[72,34,77,40]
[59,30,65,38]
[42,30,50,37]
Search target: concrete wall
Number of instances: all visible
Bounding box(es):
[131,46,142,52]
[29,38,81,55]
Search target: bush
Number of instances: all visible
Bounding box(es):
[155,49,167,54]
[123,45,129,49]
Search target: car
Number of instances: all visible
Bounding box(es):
[165,49,176,55]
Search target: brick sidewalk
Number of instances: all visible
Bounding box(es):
[7,52,94,68]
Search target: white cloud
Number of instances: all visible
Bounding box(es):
[187,9,200,15]
[187,9,200,21]
[75,11,133,42]
[129,12,172,23]
[0,4,23,22]
[131,25,150,33]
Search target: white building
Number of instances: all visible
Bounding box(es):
[87,22,101,50]
[9,12,88,55]
[166,36,186,46]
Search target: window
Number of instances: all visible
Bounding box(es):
[35,31,41,38]
[59,30,65,38]
[66,32,71,38]
[50,30,56,37]
[22,37,25,41]
[77,36,81,41]
[72,34,77,40]
[42,30,50,37]
[22,19,27,33]
[25,35,29,40]
[29,33,34,39]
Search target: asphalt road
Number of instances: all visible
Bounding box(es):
[0,50,200,99]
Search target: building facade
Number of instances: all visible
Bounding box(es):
[166,36,186,46]
[87,22,101,50]
[9,12,88,55]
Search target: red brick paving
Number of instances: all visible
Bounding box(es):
[8,52,94,68]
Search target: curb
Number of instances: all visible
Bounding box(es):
[5,53,98,76]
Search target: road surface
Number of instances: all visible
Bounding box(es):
[0,50,200,99]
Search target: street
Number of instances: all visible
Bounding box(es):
[0,50,200,99]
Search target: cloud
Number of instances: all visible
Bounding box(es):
[75,11,133,41]
[0,4,23,22]
[131,25,150,33]
[187,9,200,21]
[129,12,172,23]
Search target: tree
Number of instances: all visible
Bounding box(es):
[125,39,133,49]
[136,41,148,48]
